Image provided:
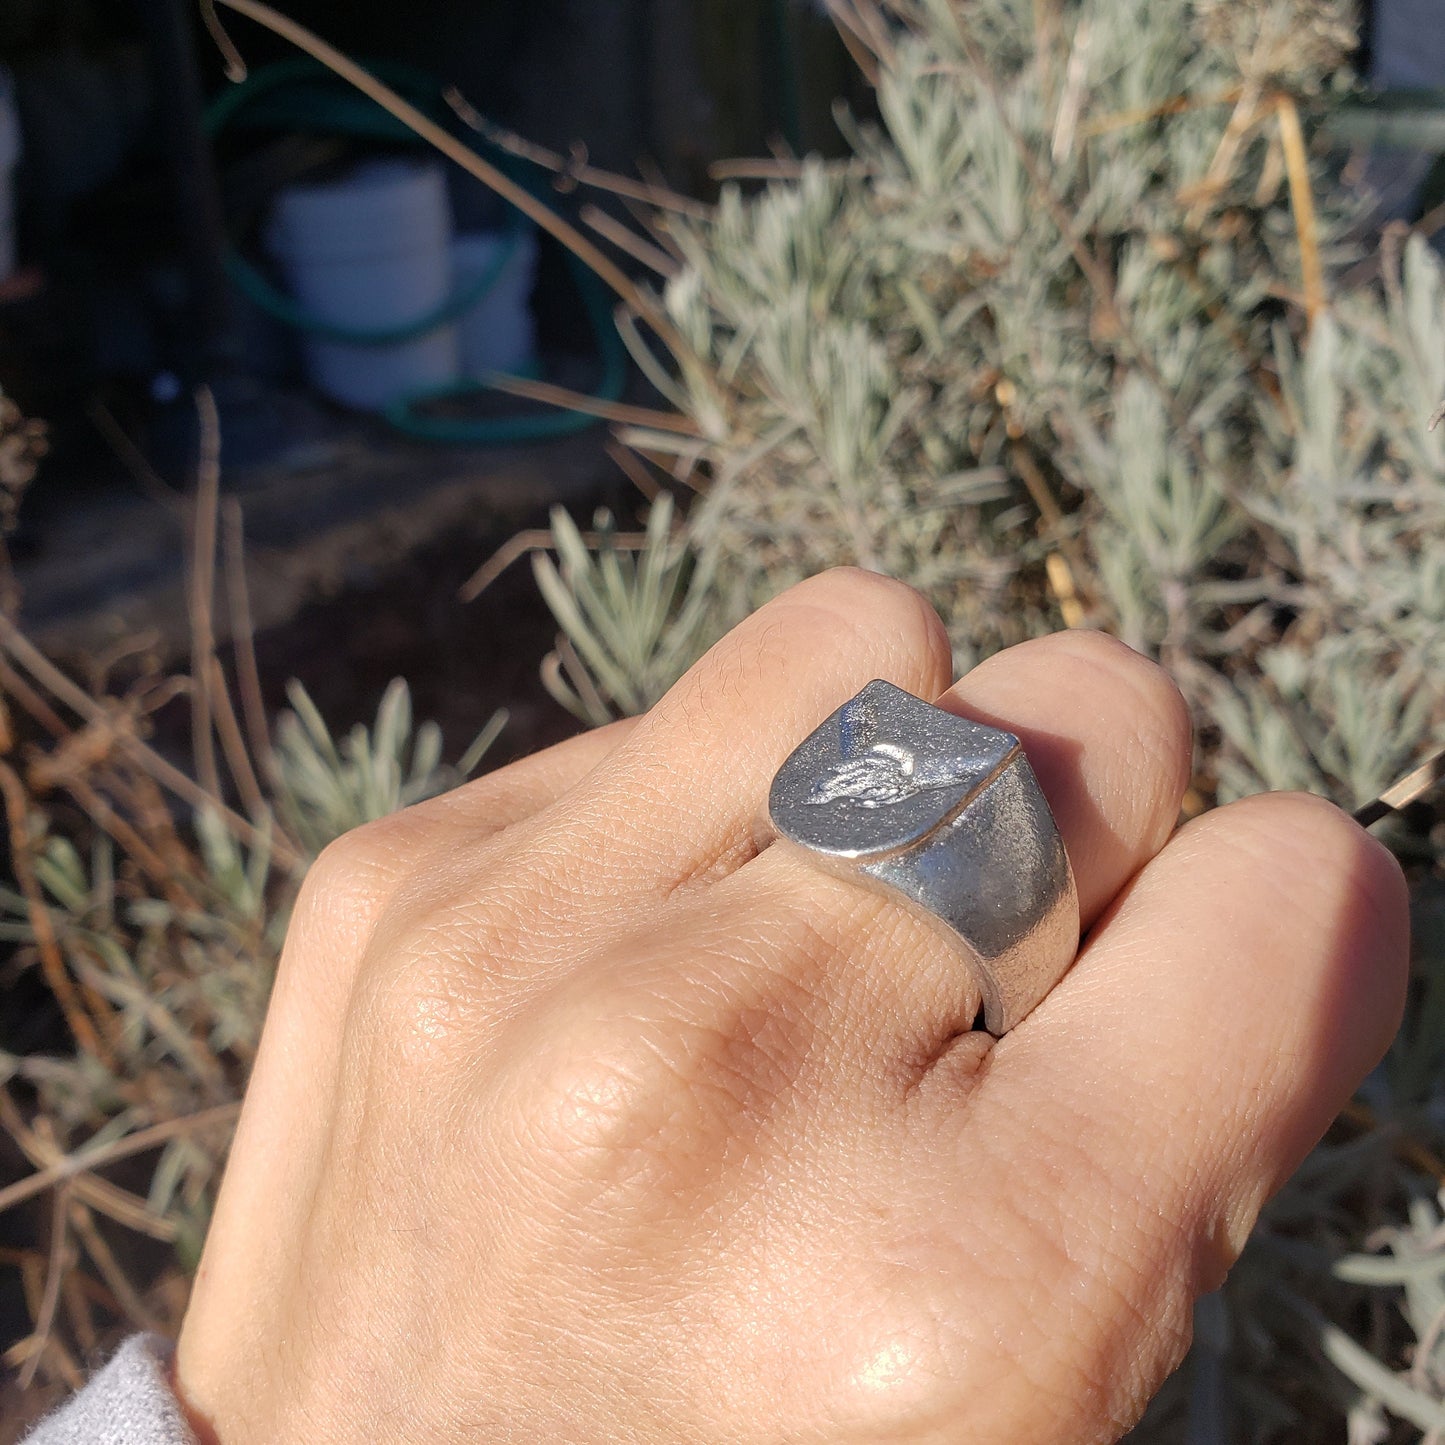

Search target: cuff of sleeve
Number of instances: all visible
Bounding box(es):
[22,1334,197,1445]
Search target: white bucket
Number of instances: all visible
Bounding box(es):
[269,160,460,411]
[454,229,539,378]
[0,69,21,285]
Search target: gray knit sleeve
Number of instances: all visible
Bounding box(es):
[21,1336,196,1445]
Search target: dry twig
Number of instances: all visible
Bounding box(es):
[0,762,108,1061]
[0,615,301,873]
[0,1104,242,1220]
[212,0,699,372]
[221,499,278,789]
[187,388,224,806]
[1274,94,1326,328]
[459,527,653,603]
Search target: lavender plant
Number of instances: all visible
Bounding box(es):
[530,495,716,725]
[273,678,504,858]
[547,0,1444,815]
[0,668,500,1386]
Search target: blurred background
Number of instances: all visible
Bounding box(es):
[0,0,865,748]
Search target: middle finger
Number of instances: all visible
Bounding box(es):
[700,628,1194,1056]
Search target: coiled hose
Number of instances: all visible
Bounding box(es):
[205,57,627,443]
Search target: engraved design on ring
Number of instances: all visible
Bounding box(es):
[768,680,1080,1036]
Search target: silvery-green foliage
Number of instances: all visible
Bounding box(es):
[273,677,505,859]
[1326,1188,1445,1435]
[1205,241,1445,809]
[1066,372,1241,649]
[1211,635,1435,805]
[0,819,279,1231]
[1,679,496,1266]
[531,494,719,725]
[1191,0,1356,90]
[538,0,1442,807]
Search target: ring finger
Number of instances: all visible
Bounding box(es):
[680,627,1195,1066]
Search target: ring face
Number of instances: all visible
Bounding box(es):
[769,680,1079,1036]
[768,679,1022,860]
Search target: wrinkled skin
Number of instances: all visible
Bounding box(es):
[177,571,1408,1444]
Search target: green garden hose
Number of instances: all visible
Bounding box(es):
[205,58,627,443]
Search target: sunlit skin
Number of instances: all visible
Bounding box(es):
[175,570,1408,1444]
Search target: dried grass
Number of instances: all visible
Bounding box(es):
[0,388,500,1392]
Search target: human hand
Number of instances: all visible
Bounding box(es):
[175,570,1408,1444]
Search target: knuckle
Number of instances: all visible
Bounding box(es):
[340,952,504,1154]
[805,1302,958,1442]
[1202,791,1409,929]
[298,816,411,913]
[294,804,511,949]
[283,824,408,964]
[1223,788,1372,858]
[1005,629,1194,823]
[1191,792,1411,1047]
[364,948,483,1074]
[505,968,815,1208]
[295,831,366,910]
[519,1022,664,1163]
[804,566,929,610]
[790,569,952,674]
[502,1014,716,1220]
[1050,629,1191,741]
[750,1259,1001,1442]
[267,818,434,1024]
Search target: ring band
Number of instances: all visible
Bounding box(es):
[768,680,1079,1035]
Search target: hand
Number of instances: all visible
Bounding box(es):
[174,571,1408,1444]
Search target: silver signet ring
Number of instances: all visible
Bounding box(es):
[768,680,1079,1036]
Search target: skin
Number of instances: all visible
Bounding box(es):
[174,569,1409,1444]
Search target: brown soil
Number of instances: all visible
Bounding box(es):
[246,525,583,771]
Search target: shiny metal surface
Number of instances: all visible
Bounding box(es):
[769,680,1079,1035]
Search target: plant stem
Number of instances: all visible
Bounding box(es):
[0,615,301,874]
[0,1103,242,1218]
[0,763,109,1062]
[187,387,223,806]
